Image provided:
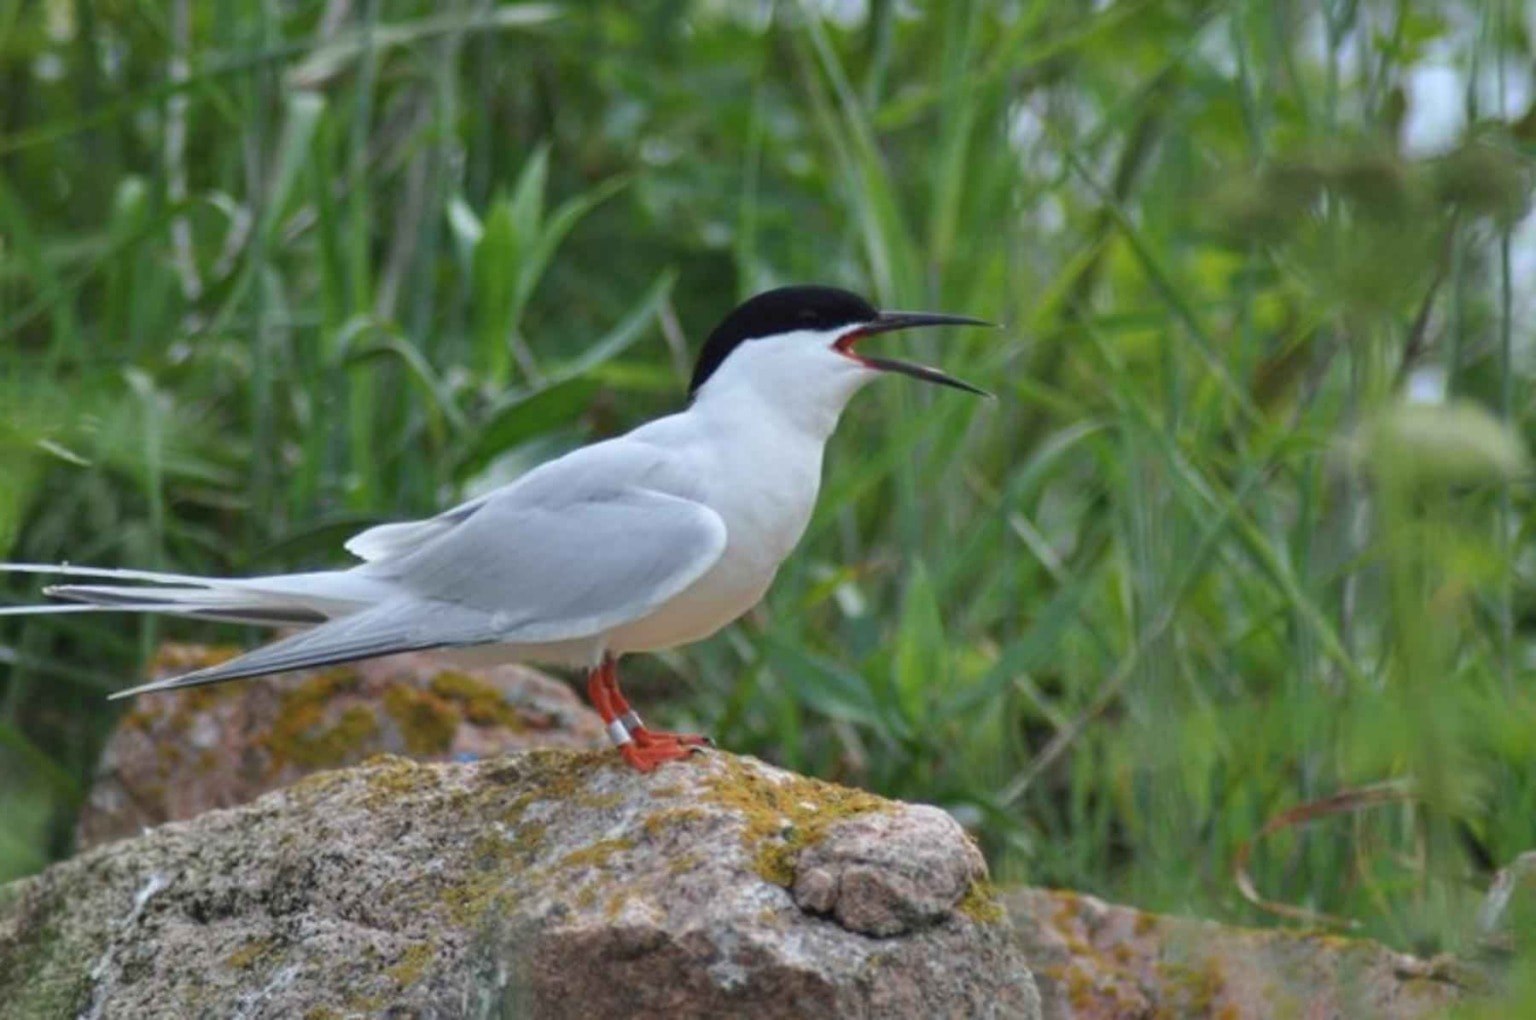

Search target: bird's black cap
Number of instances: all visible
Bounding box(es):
[689,286,878,395]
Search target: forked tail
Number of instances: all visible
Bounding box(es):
[0,563,375,626]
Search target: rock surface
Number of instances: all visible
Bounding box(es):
[76,644,604,850]
[1005,886,1471,1019]
[3,750,1038,1019]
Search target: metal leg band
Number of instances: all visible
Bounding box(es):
[606,719,632,747]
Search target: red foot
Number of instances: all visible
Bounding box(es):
[619,740,699,773]
[632,727,714,750]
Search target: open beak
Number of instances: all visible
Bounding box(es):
[834,311,994,396]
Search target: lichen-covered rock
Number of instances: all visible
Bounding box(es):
[75,644,604,850]
[1005,887,1470,1019]
[3,751,1038,1019]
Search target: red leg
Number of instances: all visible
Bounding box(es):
[586,666,616,722]
[600,661,713,749]
[584,657,696,772]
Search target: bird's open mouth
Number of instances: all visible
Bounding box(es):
[834,311,994,395]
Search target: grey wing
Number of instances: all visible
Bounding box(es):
[110,600,494,697]
[372,485,728,645]
[344,492,493,562]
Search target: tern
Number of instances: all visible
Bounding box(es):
[1,286,991,770]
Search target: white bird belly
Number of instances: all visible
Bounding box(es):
[437,552,777,670]
[603,423,825,654]
[605,553,776,653]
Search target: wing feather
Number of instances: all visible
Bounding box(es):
[344,493,492,562]
[370,485,728,645]
[110,601,491,697]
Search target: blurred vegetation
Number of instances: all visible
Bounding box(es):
[3,0,1536,980]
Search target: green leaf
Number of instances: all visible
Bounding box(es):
[472,193,521,385]
[455,376,601,483]
[263,91,327,244]
[944,575,1091,718]
[893,561,948,724]
[765,637,894,735]
[455,271,676,481]
[286,5,563,88]
[512,173,630,320]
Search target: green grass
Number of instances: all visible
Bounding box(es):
[2,0,1536,973]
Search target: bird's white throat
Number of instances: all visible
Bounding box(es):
[688,327,875,442]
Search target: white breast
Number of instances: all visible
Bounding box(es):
[605,411,825,654]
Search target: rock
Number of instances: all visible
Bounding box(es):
[3,750,1039,1019]
[1005,887,1470,1019]
[75,643,605,851]
[793,810,988,938]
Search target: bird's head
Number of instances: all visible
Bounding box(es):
[688,286,992,425]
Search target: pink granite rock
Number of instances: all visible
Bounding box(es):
[6,752,1039,1018]
[75,643,604,849]
[1006,886,1472,1018]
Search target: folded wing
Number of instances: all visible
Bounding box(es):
[374,485,729,644]
[115,485,728,696]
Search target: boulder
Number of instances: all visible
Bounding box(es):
[2,750,1039,1019]
[76,644,605,850]
[1005,887,1473,1019]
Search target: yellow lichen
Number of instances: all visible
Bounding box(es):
[429,671,526,729]
[303,1009,341,1020]
[365,752,426,778]
[1062,964,1101,1013]
[427,752,624,925]
[150,642,242,674]
[604,890,631,920]
[642,807,707,841]
[699,755,890,887]
[509,820,548,858]
[957,879,1007,925]
[581,791,624,810]
[558,837,636,872]
[287,766,353,803]
[490,750,614,825]
[1155,958,1225,1017]
[289,752,645,937]
[279,705,379,769]
[461,818,550,880]
[382,685,459,755]
[261,668,374,770]
[386,942,435,987]
[343,994,385,1015]
[666,851,702,876]
[224,937,274,970]
[438,818,561,924]
[289,753,431,811]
